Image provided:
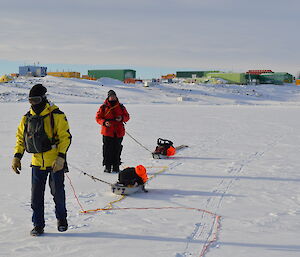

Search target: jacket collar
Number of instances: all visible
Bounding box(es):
[30,102,58,116]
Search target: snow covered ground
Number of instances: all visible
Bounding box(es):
[0,76,300,257]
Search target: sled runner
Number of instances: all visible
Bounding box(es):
[111,183,147,195]
[152,138,188,159]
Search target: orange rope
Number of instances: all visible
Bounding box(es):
[199,215,221,257]
[80,206,221,257]
[81,206,216,215]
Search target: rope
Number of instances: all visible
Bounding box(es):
[66,165,221,256]
[66,169,127,213]
[82,206,216,215]
[69,164,112,185]
[125,131,153,153]
[199,215,221,257]
[81,171,112,185]
[104,195,126,210]
[65,173,85,212]
[147,166,169,181]
[80,206,221,257]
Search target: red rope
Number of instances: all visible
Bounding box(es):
[199,215,221,257]
[65,173,85,212]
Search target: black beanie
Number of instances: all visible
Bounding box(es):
[107,90,116,98]
[29,84,47,97]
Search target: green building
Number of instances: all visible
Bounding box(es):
[259,72,293,85]
[88,69,136,81]
[176,71,219,78]
[207,72,247,84]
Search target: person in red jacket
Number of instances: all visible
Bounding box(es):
[95,90,130,173]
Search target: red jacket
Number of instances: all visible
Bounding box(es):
[95,99,130,138]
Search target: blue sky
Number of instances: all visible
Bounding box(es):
[0,0,299,78]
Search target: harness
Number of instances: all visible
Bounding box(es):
[101,103,125,118]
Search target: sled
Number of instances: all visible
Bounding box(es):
[111,183,144,195]
[152,144,189,159]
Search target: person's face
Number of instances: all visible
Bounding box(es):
[108,95,117,101]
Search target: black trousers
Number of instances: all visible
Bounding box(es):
[31,167,67,227]
[102,136,123,166]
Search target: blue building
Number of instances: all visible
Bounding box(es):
[19,65,47,77]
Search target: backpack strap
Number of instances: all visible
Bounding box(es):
[23,111,31,137]
[48,111,55,144]
[24,111,31,119]
[49,108,64,144]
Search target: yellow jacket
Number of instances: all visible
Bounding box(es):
[14,103,72,170]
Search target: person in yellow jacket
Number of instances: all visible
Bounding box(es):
[12,84,72,236]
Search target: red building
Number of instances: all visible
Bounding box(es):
[246,70,273,75]
[124,78,143,84]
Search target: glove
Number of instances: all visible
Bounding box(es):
[12,157,21,174]
[52,156,65,172]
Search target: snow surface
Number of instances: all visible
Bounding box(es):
[1,76,300,257]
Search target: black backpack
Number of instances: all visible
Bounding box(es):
[118,167,144,186]
[153,138,174,155]
[24,112,56,153]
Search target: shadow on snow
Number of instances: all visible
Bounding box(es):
[45,232,300,252]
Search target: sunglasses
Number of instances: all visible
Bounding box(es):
[28,96,43,105]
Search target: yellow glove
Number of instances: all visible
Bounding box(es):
[12,157,21,174]
[52,156,65,172]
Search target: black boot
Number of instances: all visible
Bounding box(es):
[104,165,112,173]
[112,165,120,173]
[57,219,68,232]
[30,226,44,236]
